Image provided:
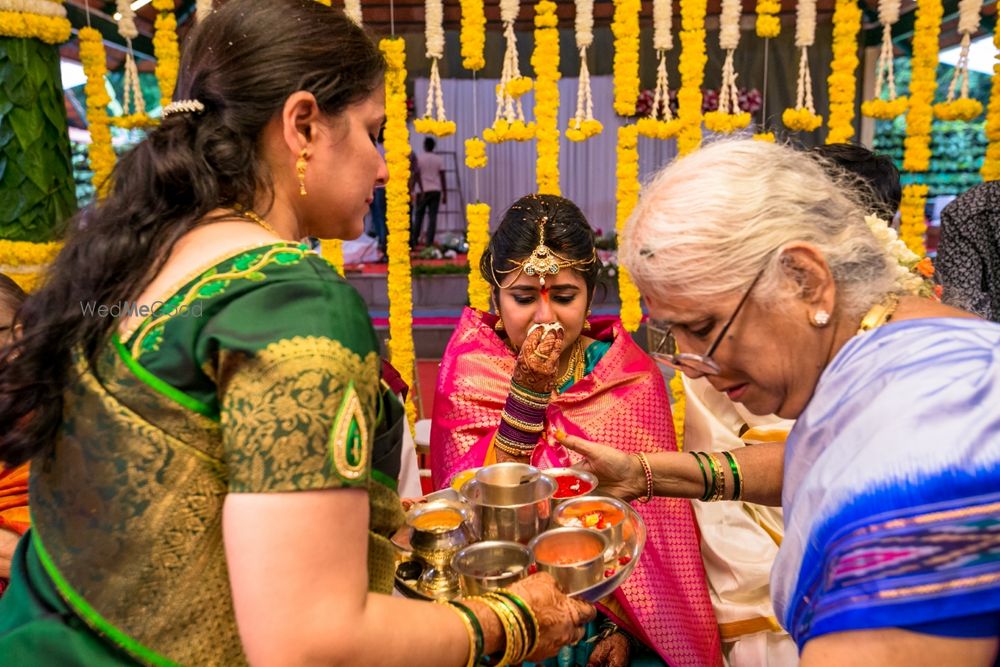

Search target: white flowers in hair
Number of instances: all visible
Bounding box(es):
[196,0,213,22]
[652,0,672,51]
[162,99,205,117]
[425,0,444,59]
[0,0,67,17]
[344,0,362,27]
[575,0,594,49]
[864,215,926,295]
[795,0,816,48]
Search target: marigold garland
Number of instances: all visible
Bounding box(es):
[615,125,642,332]
[79,27,115,198]
[902,0,942,179]
[460,0,486,70]
[0,1,71,43]
[380,37,417,428]
[755,0,781,39]
[862,0,908,121]
[532,0,561,195]
[934,0,984,122]
[466,202,491,312]
[465,137,487,169]
[320,239,344,275]
[825,0,862,144]
[0,240,62,293]
[677,0,708,155]
[981,28,1000,181]
[899,184,929,256]
[752,131,776,142]
[152,0,179,108]
[611,0,640,117]
[784,0,824,132]
[669,373,686,449]
[488,0,535,143]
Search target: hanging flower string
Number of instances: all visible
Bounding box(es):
[677,0,708,155]
[861,0,908,120]
[414,0,456,136]
[704,0,750,133]
[460,0,486,70]
[900,0,943,255]
[615,125,642,333]
[825,0,862,143]
[933,0,984,121]
[982,28,1000,181]
[611,0,640,117]
[755,0,780,39]
[380,37,418,428]
[484,0,535,143]
[567,0,602,141]
[79,27,116,198]
[111,0,155,129]
[152,0,179,109]
[782,0,823,132]
[0,0,71,43]
[466,203,491,311]
[637,0,680,139]
[532,0,561,194]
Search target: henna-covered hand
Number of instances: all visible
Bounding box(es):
[587,632,632,667]
[507,572,596,662]
[513,324,564,394]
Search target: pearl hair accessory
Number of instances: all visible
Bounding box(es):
[161,99,205,117]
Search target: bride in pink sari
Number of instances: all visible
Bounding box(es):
[430,195,722,667]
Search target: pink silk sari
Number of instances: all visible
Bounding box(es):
[430,308,723,667]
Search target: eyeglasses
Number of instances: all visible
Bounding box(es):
[647,270,763,378]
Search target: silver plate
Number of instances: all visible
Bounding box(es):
[393,501,646,603]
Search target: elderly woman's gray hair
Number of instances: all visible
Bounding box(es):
[621,139,899,318]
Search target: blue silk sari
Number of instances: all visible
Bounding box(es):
[772,317,1000,648]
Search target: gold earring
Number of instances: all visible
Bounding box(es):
[296,149,308,196]
[583,309,592,332]
[495,318,505,332]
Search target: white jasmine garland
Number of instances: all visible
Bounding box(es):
[116,0,138,40]
[652,0,672,51]
[500,0,520,24]
[878,0,901,26]
[864,214,925,294]
[575,0,593,49]
[425,0,444,59]
[719,0,741,51]
[795,0,816,47]
[0,0,67,17]
[957,0,983,35]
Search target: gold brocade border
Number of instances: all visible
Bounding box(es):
[718,615,783,641]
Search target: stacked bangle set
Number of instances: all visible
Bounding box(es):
[495,381,551,457]
[690,450,744,502]
[439,588,539,667]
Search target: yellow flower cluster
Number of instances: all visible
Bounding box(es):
[79,27,116,199]
[567,119,604,141]
[782,106,823,131]
[861,96,908,120]
[110,113,158,130]
[611,0,640,117]
[153,0,179,108]
[932,98,983,122]
[379,37,417,427]
[0,240,62,293]
[755,0,781,38]
[704,110,751,133]
[825,0,862,144]
[669,373,686,449]
[902,0,941,172]
[636,117,680,139]
[615,125,643,332]
[532,0,561,196]
[0,11,71,44]
[752,131,776,142]
[465,137,487,169]
[483,119,536,143]
[460,0,486,71]
[413,118,457,137]
[677,0,708,155]
[982,30,1000,181]
[503,77,534,98]
[899,183,929,255]
[320,239,344,275]
[465,202,492,312]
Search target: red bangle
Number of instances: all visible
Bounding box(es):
[634,452,653,503]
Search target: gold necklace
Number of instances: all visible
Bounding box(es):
[555,338,585,388]
[237,208,279,235]
[857,294,900,335]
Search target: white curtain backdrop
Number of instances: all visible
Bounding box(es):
[410,75,679,236]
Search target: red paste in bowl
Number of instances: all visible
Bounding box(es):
[553,474,594,499]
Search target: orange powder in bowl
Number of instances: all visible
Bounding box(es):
[409,508,464,532]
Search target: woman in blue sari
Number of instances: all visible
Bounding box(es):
[561,139,1000,666]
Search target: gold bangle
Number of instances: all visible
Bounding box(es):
[494,589,539,657]
[493,435,533,457]
[501,410,545,433]
[511,384,552,404]
[435,600,478,667]
[708,453,726,502]
[483,593,531,663]
[478,595,522,666]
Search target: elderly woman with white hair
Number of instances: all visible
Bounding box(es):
[561,139,1000,666]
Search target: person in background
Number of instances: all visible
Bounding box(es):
[431,194,722,667]
[0,274,27,596]
[371,128,389,262]
[410,136,447,248]
[810,143,901,221]
[563,139,999,667]
[0,3,591,664]
[937,181,1000,322]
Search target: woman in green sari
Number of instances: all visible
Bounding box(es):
[0,2,593,665]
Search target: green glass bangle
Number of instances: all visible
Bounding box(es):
[510,380,551,400]
[493,590,537,654]
[721,450,741,501]
[700,452,718,502]
[690,452,710,502]
[449,600,485,663]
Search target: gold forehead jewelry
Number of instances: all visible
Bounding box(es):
[490,216,597,288]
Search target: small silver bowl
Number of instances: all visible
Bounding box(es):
[461,475,556,544]
[474,462,543,506]
[528,527,608,594]
[552,496,631,562]
[544,468,599,504]
[452,541,532,595]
